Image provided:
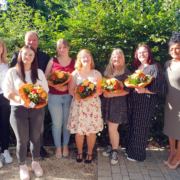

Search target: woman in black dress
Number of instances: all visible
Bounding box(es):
[126,44,167,161]
[101,48,131,164]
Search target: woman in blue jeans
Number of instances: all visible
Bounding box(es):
[45,38,75,158]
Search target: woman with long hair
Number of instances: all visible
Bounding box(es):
[126,44,167,162]
[45,38,75,158]
[67,49,103,163]
[163,32,180,169]
[0,40,13,168]
[101,48,131,164]
[2,45,49,180]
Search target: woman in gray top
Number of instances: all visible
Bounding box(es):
[163,31,180,169]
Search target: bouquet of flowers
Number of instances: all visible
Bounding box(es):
[74,80,96,101]
[124,70,153,88]
[47,70,71,87]
[99,78,124,94]
[18,84,49,108]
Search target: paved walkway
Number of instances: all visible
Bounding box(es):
[97,147,180,180]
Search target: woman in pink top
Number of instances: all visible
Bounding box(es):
[45,39,75,158]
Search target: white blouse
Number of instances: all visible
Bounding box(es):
[0,62,9,94]
[2,67,49,106]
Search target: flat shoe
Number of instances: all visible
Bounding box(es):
[55,153,62,159]
[63,152,69,157]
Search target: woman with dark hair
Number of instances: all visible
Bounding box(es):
[2,45,49,180]
[126,44,167,162]
[163,32,180,169]
[0,40,13,168]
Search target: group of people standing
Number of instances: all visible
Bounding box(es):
[0,30,180,180]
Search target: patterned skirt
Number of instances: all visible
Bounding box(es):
[67,96,103,135]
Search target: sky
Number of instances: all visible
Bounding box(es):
[0,0,6,4]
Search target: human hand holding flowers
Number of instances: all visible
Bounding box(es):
[55,85,68,92]
[135,87,146,94]
[74,80,96,101]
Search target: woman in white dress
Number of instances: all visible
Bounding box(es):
[67,49,103,163]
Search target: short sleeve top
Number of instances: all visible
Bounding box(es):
[49,58,75,95]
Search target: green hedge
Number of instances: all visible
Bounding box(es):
[1,0,180,146]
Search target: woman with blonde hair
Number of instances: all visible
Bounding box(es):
[45,38,75,158]
[101,48,131,164]
[67,49,103,163]
[0,40,13,168]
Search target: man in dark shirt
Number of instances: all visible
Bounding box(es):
[10,31,49,157]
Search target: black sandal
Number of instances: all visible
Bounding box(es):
[84,154,93,164]
[76,153,83,163]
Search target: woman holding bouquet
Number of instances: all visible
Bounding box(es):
[163,32,180,169]
[2,45,49,180]
[101,48,131,164]
[67,49,103,163]
[0,40,13,168]
[45,39,75,158]
[126,44,167,162]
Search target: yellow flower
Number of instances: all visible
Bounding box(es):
[40,92,46,99]
[89,83,94,90]
[55,70,60,74]
[132,73,140,79]
[58,72,64,78]
[111,78,116,85]
[83,80,89,86]
[135,70,143,75]
[106,79,111,85]
[37,86,43,93]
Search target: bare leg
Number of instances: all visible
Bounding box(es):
[165,137,176,162]
[105,120,112,145]
[167,140,180,166]
[56,147,62,155]
[86,133,96,160]
[108,122,119,150]
[63,146,68,153]
[75,134,84,159]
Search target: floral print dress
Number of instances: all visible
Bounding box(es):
[67,70,103,135]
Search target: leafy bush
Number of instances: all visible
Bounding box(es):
[1,0,180,146]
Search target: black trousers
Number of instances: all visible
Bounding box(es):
[0,94,10,153]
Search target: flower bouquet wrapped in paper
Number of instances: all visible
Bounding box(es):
[47,70,71,87]
[74,80,96,101]
[99,77,124,94]
[18,84,49,108]
[124,70,153,88]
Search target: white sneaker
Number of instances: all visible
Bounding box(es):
[124,153,128,157]
[32,161,43,177]
[127,156,137,162]
[110,151,119,165]
[20,164,30,180]
[102,145,112,157]
[0,158,3,168]
[1,150,13,163]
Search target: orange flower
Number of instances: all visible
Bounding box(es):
[79,86,84,92]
